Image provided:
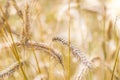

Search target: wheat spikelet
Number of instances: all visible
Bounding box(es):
[21,3,30,44]
[0,60,25,79]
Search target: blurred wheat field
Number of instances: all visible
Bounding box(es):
[0,0,120,80]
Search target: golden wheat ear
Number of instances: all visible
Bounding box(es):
[0,41,64,71]
[52,37,93,68]
[26,41,64,69]
[0,60,25,79]
[52,37,93,80]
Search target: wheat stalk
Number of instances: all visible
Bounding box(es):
[0,5,28,80]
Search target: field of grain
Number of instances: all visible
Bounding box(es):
[0,0,120,80]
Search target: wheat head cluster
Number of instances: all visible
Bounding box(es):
[0,0,120,80]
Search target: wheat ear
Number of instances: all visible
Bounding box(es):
[0,60,25,79]
[0,41,64,69]
[52,37,93,80]
[52,37,92,68]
